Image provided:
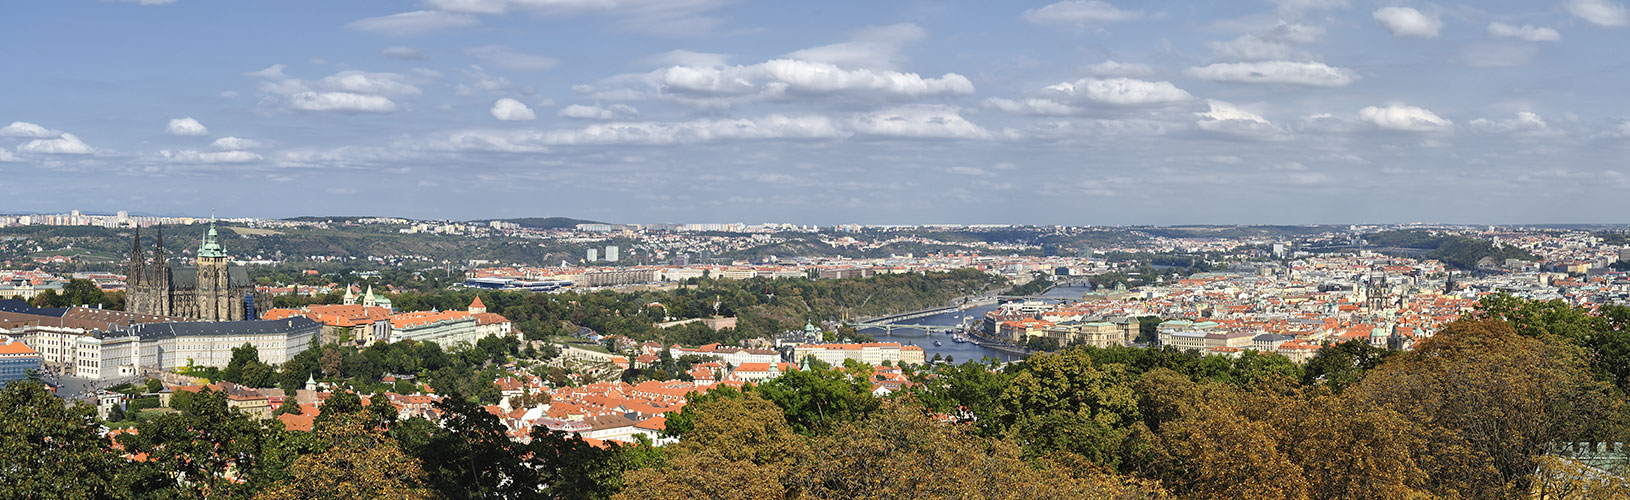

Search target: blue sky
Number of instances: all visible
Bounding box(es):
[2,0,1628,225]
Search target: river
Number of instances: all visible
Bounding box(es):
[857,284,1094,364]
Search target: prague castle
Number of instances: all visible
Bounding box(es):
[126,219,264,321]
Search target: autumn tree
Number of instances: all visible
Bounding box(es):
[616,393,809,500]
[796,400,1168,500]
[1347,319,1626,498]
[256,413,434,500]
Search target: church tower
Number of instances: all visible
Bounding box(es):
[127,227,144,287]
[196,216,233,321]
[154,228,172,315]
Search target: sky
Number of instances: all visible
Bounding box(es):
[2,0,1629,225]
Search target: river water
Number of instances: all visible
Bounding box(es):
[858,285,1093,364]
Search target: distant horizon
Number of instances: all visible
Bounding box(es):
[5,209,1630,229]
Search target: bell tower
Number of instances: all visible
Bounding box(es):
[196,213,231,321]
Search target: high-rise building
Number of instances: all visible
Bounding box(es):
[605,245,619,262]
[586,248,599,263]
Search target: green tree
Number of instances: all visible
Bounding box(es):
[755,363,880,435]
[999,348,1141,466]
[119,388,274,497]
[1301,338,1395,391]
[0,380,125,498]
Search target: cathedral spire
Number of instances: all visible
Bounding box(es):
[198,211,226,259]
[129,227,143,285]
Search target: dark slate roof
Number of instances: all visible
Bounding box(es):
[128,316,320,340]
[0,299,67,318]
[168,267,251,290]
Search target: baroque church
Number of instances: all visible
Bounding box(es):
[126,220,264,321]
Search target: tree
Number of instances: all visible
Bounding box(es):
[256,413,434,500]
[1346,319,1625,498]
[616,393,808,500]
[999,349,1140,466]
[366,393,398,427]
[798,401,1168,500]
[1301,339,1395,391]
[411,393,540,500]
[320,348,344,377]
[119,388,274,498]
[909,359,1012,436]
[315,391,363,428]
[0,380,124,498]
[755,363,880,435]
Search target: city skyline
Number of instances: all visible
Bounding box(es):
[3,1,1630,224]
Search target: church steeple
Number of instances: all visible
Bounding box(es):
[198,211,226,259]
[129,226,144,285]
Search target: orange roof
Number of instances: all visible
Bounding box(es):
[635,416,666,431]
[0,340,38,356]
[470,296,485,309]
[278,413,314,432]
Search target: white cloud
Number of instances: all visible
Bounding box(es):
[18,133,94,154]
[0,147,16,162]
[455,65,521,96]
[320,71,421,96]
[464,45,558,70]
[984,97,1077,116]
[1186,61,1358,87]
[1207,35,1307,61]
[558,103,639,120]
[1469,111,1558,135]
[449,115,848,150]
[1207,155,1243,164]
[491,98,537,121]
[382,46,428,60]
[166,117,209,136]
[650,59,974,104]
[289,92,399,113]
[848,106,992,139]
[1046,77,1191,105]
[161,149,264,163]
[1373,7,1442,37]
[447,106,989,149]
[1195,100,1284,138]
[0,121,58,138]
[211,137,262,150]
[784,23,926,70]
[1488,22,1561,41]
[244,64,287,79]
[1568,0,1630,27]
[1359,104,1453,132]
[347,10,480,35]
[1024,1,1143,25]
[1084,60,1153,77]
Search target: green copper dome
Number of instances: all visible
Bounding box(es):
[198,215,226,258]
